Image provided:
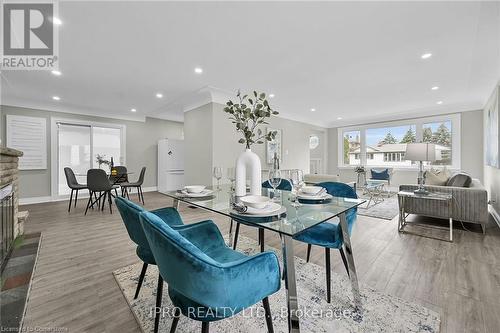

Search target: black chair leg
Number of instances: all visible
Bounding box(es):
[229,219,233,234]
[84,191,92,215]
[154,274,163,333]
[170,307,180,333]
[134,263,148,299]
[306,244,312,263]
[108,191,113,214]
[325,248,331,303]
[114,188,118,197]
[140,186,145,204]
[262,297,274,333]
[74,189,79,208]
[259,228,265,253]
[339,247,350,277]
[68,189,74,212]
[233,223,240,250]
[126,188,130,199]
[201,322,209,333]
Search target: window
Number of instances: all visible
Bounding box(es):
[365,124,416,166]
[422,120,452,165]
[54,120,125,195]
[343,130,360,165]
[338,114,460,169]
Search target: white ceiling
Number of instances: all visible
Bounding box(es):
[2,1,500,127]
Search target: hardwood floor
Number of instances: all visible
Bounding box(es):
[19,192,500,332]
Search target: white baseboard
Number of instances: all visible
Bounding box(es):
[490,206,500,229]
[19,186,158,205]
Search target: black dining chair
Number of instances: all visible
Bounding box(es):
[85,169,116,215]
[120,167,146,204]
[109,165,128,196]
[64,167,88,213]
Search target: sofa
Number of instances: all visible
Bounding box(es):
[399,176,488,233]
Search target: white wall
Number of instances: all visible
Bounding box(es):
[184,102,326,185]
[1,105,184,199]
[328,110,484,185]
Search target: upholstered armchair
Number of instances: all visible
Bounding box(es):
[369,168,394,185]
[139,211,281,333]
[293,182,358,303]
[115,197,185,333]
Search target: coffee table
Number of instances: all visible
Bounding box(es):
[362,180,386,208]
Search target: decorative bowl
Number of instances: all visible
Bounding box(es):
[240,195,270,209]
[184,185,206,193]
[300,186,323,195]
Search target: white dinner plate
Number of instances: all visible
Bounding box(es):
[179,189,214,198]
[297,193,333,200]
[233,202,284,216]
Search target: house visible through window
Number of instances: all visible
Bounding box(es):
[339,115,459,169]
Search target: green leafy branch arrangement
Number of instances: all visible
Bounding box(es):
[223,90,279,149]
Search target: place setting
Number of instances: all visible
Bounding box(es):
[177,185,214,198]
[296,185,333,204]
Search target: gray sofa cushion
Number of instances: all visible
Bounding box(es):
[446,172,472,187]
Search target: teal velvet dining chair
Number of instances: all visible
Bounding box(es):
[139,210,281,333]
[232,179,292,252]
[115,197,185,333]
[293,182,358,303]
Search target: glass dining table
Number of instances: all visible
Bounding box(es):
[162,185,365,333]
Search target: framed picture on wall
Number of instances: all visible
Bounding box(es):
[266,128,282,164]
[485,88,499,168]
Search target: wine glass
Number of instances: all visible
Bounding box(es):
[227,167,236,191]
[213,167,223,190]
[268,169,282,201]
[290,169,303,207]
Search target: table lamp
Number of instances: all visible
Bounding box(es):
[405,143,436,194]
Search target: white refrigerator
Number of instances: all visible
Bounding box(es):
[157,139,185,193]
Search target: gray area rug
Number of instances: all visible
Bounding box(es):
[113,236,439,333]
[356,192,399,220]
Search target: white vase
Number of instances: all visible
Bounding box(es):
[235,148,262,197]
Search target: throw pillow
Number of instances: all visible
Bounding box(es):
[424,169,448,186]
[446,172,472,187]
[371,169,389,180]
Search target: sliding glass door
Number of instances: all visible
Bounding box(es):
[56,121,125,195]
[57,124,91,195]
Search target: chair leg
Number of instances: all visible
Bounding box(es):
[201,322,209,333]
[108,191,113,214]
[325,248,331,303]
[306,244,312,263]
[74,189,79,207]
[169,307,180,333]
[233,223,240,250]
[134,263,148,299]
[114,188,118,197]
[84,191,92,215]
[339,247,350,277]
[140,186,145,204]
[262,297,274,333]
[126,188,130,199]
[68,189,74,212]
[259,228,265,253]
[154,274,163,333]
[229,219,233,234]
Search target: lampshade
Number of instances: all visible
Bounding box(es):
[405,143,436,162]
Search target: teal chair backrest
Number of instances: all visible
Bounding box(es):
[139,211,280,312]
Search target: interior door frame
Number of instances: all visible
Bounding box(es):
[50,117,127,200]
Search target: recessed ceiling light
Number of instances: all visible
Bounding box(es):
[156,93,163,98]
[51,70,61,76]
[421,53,432,59]
[436,101,443,105]
[431,86,439,90]
[269,94,275,98]
[52,96,60,101]
[310,108,316,112]
[194,67,203,74]
[131,108,137,112]
[52,17,62,25]
[337,117,343,120]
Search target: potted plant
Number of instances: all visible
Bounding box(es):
[224,90,279,196]
[96,154,110,170]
